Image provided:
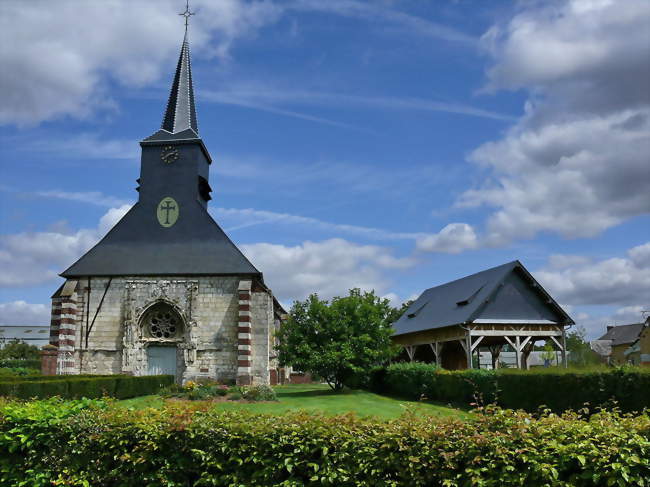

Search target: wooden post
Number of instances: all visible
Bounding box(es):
[561,328,568,368]
[489,345,501,369]
[515,336,521,369]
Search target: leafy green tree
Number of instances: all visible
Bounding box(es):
[276,289,399,391]
[385,300,414,325]
[566,326,601,367]
[0,339,40,360]
[541,341,557,367]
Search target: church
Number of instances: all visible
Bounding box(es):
[47,19,286,385]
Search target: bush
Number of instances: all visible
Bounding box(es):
[370,364,650,413]
[0,359,41,370]
[0,367,41,378]
[241,384,277,401]
[0,398,648,486]
[161,381,231,401]
[0,374,173,400]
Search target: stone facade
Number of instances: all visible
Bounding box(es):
[49,276,283,384]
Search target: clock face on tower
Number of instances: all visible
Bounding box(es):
[160,146,179,164]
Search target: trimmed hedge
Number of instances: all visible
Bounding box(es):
[0,374,174,400]
[0,398,648,486]
[0,373,101,382]
[0,359,40,370]
[369,363,650,413]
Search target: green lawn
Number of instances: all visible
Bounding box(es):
[119,384,468,420]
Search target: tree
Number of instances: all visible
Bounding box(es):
[276,289,399,391]
[541,341,557,367]
[385,300,414,325]
[0,339,40,360]
[566,326,601,367]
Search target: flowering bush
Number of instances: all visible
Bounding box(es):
[0,398,648,486]
[161,381,232,401]
[240,384,277,401]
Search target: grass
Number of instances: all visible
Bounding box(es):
[119,383,469,420]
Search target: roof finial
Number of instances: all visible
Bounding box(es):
[179,0,195,33]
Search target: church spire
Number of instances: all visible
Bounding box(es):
[161,1,198,136]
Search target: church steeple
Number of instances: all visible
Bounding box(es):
[161,2,198,135]
[161,30,198,135]
[59,1,260,279]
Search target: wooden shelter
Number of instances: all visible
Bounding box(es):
[392,261,574,369]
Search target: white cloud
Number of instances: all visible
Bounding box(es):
[415,223,478,253]
[535,242,650,307]
[0,204,131,287]
[291,0,475,45]
[0,0,282,125]
[214,207,426,240]
[22,133,140,160]
[569,305,647,340]
[33,190,132,209]
[203,88,515,123]
[217,207,482,255]
[0,301,50,325]
[0,0,473,127]
[241,238,414,302]
[458,0,650,245]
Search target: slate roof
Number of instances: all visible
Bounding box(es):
[160,30,198,136]
[597,323,645,346]
[392,260,573,336]
[0,325,50,348]
[61,201,260,277]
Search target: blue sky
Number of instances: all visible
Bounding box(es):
[1,0,648,338]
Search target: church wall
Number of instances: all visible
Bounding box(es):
[54,276,275,384]
[250,290,272,384]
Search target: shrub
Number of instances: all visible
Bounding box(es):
[371,363,650,413]
[0,399,648,486]
[161,381,231,400]
[227,391,242,401]
[0,359,41,370]
[0,374,173,400]
[0,367,40,378]
[241,384,277,401]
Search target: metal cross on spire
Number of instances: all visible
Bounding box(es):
[179,0,195,32]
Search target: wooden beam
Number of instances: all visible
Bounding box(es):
[469,330,563,337]
[470,335,484,352]
[405,345,415,361]
[550,336,562,350]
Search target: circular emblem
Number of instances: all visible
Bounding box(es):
[157,197,179,227]
[160,145,179,164]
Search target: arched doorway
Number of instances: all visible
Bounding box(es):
[140,302,184,378]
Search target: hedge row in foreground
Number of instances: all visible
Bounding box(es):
[0,398,648,486]
[0,374,174,400]
[368,363,650,413]
[0,359,40,370]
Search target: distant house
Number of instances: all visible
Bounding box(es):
[391,261,574,370]
[0,325,50,349]
[597,322,646,365]
[622,318,649,366]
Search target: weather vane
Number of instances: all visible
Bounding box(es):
[179,0,195,31]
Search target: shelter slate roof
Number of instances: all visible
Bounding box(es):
[392,260,573,336]
[597,323,645,346]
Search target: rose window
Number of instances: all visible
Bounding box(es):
[145,306,181,339]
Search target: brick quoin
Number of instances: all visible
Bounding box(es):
[236,280,253,385]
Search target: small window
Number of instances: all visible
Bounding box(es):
[456,285,484,306]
